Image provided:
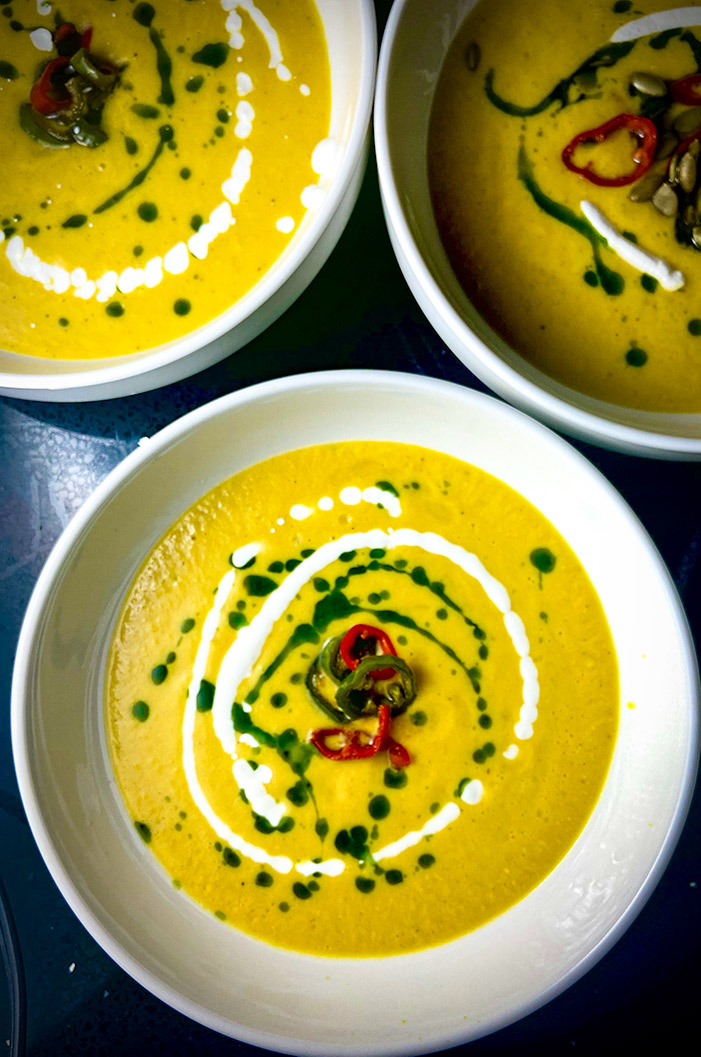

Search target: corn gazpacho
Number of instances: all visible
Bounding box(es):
[429,0,701,412]
[0,0,330,359]
[106,441,618,956]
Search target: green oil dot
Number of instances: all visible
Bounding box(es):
[151,664,167,684]
[214,125,225,137]
[315,818,329,839]
[166,651,176,664]
[279,902,290,912]
[192,42,229,68]
[62,214,88,229]
[613,1,632,12]
[384,767,408,789]
[385,869,403,885]
[418,853,435,869]
[181,617,195,633]
[138,202,158,222]
[133,2,156,27]
[530,548,556,574]
[131,700,150,722]
[410,711,427,726]
[436,608,448,620]
[483,742,496,757]
[625,346,648,367]
[473,748,485,764]
[135,821,151,843]
[106,302,125,317]
[0,61,19,80]
[688,318,701,336]
[313,577,330,592]
[217,108,229,122]
[476,697,487,711]
[583,270,598,287]
[133,245,144,256]
[174,298,191,316]
[223,847,241,867]
[479,714,492,729]
[369,795,390,820]
[255,871,274,887]
[186,75,204,92]
[271,692,288,709]
[58,318,69,328]
[293,882,311,900]
[196,679,215,712]
[180,167,192,180]
[355,877,375,893]
[27,225,39,236]
[641,273,658,293]
[124,136,138,155]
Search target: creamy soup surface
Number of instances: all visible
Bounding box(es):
[106,441,619,957]
[429,0,701,412]
[0,0,329,359]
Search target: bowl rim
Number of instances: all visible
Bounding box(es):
[10,369,701,1054]
[373,0,701,459]
[0,0,377,396]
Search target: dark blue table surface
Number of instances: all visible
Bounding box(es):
[1,5,700,1053]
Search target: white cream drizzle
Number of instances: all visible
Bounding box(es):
[29,27,53,51]
[610,7,701,43]
[580,200,685,291]
[181,520,540,876]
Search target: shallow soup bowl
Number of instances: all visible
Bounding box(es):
[375,0,701,458]
[0,1,375,402]
[11,370,699,1053]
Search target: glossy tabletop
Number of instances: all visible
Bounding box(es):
[1,4,700,1054]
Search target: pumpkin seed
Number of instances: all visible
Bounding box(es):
[628,167,664,202]
[466,42,480,71]
[689,138,701,159]
[673,106,701,136]
[656,132,678,160]
[668,153,679,184]
[685,204,698,226]
[696,186,701,212]
[652,181,679,216]
[680,152,697,192]
[692,226,701,248]
[630,71,667,97]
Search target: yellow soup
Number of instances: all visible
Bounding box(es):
[106,441,619,957]
[0,0,329,359]
[429,0,701,412]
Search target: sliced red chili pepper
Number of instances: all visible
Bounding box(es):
[561,113,657,187]
[388,737,411,769]
[52,22,92,57]
[30,56,72,116]
[311,703,392,761]
[310,704,411,767]
[340,623,397,681]
[670,74,701,106]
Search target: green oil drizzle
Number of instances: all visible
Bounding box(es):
[484,40,635,116]
[192,42,229,68]
[518,145,624,295]
[94,125,172,214]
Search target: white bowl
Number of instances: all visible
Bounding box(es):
[374,0,701,459]
[0,2,376,403]
[11,370,699,1054]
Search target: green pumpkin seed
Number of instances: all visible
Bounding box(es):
[656,132,678,160]
[628,167,664,202]
[652,181,678,216]
[679,152,697,193]
[685,204,698,226]
[673,106,701,136]
[692,225,701,248]
[668,153,679,184]
[630,71,667,97]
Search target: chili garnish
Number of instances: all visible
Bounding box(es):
[309,625,413,766]
[30,56,72,115]
[339,623,398,681]
[561,113,657,187]
[669,73,701,106]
